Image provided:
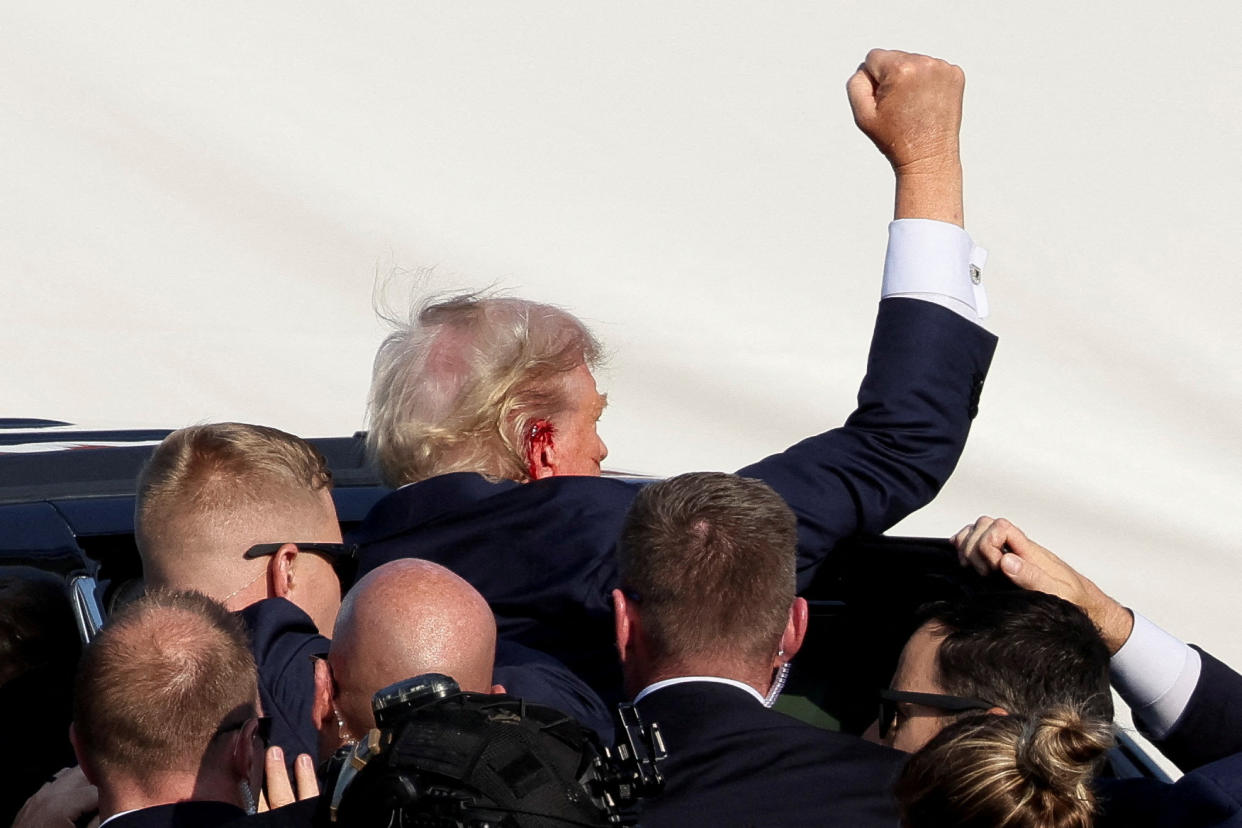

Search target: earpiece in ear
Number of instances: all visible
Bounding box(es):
[238,779,257,815]
[335,705,357,746]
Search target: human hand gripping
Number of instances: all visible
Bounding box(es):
[846,49,965,226]
[952,516,1135,654]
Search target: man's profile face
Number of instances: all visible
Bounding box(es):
[884,622,955,753]
[549,364,609,476]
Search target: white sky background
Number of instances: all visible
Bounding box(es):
[3,1,1241,717]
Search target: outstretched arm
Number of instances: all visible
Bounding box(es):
[847,48,965,226]
[740,50,996,589]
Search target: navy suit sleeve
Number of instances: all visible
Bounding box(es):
[239,598,330,764]
[1097,753,1242,828]
[1152,646,1242,772]
[737,297,997,589]
[493,639,614,742]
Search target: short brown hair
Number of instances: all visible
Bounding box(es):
[73,590,258,783]
[618,472,796,665]
[136,422,333,585]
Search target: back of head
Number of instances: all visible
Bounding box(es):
[919,591,1113,723]
[329,559,498,734]
[618,472,796,668]
[73,590,259,790]
[136,422,335,591]
[366,292,602,486]
[896,708,1114,828]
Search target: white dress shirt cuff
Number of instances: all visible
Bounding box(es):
[1110,610,1202,740]
[881,219,989,323]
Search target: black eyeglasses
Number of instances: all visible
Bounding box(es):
[215,715,274,747]
[244,542,358,581]
[244,542,357,564]
[877,689,995,740]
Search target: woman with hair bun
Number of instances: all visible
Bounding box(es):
[895,707,1115,828]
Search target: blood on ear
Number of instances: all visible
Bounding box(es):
[525,419,556,479]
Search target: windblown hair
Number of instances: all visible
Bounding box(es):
[917,591,1114,724]
[366,292,602,487]
[135,422,333,583]
[896,707,1114,828]
[618,472,796,666]
[72,590,259,784]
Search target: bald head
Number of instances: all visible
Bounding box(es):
[328,559,497,735]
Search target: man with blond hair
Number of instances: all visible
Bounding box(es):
[71,590,266,826]
[354,49,999,703]
[136,422,346,761]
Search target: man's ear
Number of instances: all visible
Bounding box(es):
[775,597,810,668]
[612,588,639,664]
[69,723,99,786]
[267,543,300,599]
[231,718,261,783]
[311,657,335,733]
[524,420,557,480]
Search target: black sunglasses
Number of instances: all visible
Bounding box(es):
[244,542,358,581]
[244,542,357,564]
[215,715,274,747]
[877,689,995,740]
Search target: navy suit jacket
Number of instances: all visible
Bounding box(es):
[1098,753,1242,828]
[635,681,903,826]
[1096,645,1242,827]
[107,802,245,828]
[493,639,613,740]
[351,298,997,699]
[1151,646,1242,772]
[225,798,319,828]
[237,598,328,765]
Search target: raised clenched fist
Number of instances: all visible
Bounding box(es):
[846,49,965,175]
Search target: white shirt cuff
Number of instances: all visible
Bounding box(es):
[881,218,989,323]
[1110,610,1202,740]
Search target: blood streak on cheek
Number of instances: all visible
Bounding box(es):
[526,419,555,479]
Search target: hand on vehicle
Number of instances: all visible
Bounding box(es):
[13,766,99,828]
[260,746,320,811]
[952,516,1135,653]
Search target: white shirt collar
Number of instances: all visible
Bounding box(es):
[633,675,765,705]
